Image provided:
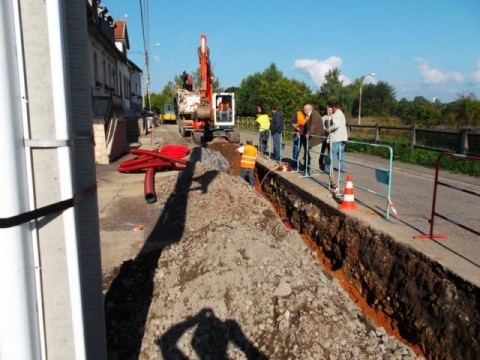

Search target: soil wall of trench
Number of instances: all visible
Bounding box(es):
[256,163,479,360]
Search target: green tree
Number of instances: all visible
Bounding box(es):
[235,63,311,117]
[313,68,353,115]
[149,81,177,114]
[394,96,441,126]
[364,81,396,116]
[443,94,480,127]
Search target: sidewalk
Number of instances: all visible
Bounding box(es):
[97,126,179,275]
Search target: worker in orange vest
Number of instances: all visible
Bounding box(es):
[291,109,306,167]
[236,139,257,186]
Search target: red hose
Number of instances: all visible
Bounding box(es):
[144,167,156,203]
[117,145,190,203]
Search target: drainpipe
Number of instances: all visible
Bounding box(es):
[45,1,87,359]
[0,1,41,359]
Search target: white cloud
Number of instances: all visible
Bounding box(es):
[294,56,351,87]
[416,59,464,84]
[473,61,480,83]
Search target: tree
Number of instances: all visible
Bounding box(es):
[394,96,441,126]
[443,94,480,127]
[318,69,344,103]
[365,81,396,116]
[236,74,269,116]
[313,68,354,115]
[149,81,177,114]
[235,63,311,116]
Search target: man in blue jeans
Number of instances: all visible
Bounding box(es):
[325,102,348,189]
[270,106,284,161]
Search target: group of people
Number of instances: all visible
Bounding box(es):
[294,102,348,187]
[237,102,348,188]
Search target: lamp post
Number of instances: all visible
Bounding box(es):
[358,73,376,125]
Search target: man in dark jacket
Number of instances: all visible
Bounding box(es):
[270,106,284,161]
[302,104,324,175]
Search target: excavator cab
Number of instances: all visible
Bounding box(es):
[213,93,235,127]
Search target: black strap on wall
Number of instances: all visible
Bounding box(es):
[0,184,97,229]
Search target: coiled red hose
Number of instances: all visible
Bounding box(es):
[118,145,190,203]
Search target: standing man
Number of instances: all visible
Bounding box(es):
[302,104,324,175]
[325,102,348,187]
[319,105,334,172]
[255,106,270,155]
[270,106,284,161]
[181,70,189,89]
[291,109,306,166]
[236,140,257,186]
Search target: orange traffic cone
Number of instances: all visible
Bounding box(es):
[339,175,357,210]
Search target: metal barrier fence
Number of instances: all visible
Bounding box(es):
[236,117,480,155]
[415,152,480,239]
[276,131,395,219]
[342,140,394,219]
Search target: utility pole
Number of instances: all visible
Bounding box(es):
[358,73,376,125]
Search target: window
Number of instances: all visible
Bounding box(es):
[93,52,99,86]
[119,71,122,98]
[102,59,106,87]
[112,70,116,94]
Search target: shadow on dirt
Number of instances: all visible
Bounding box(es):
[104,147,219,359]
[156,308,268,359]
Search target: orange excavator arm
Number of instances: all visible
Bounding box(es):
[198,34,213,104]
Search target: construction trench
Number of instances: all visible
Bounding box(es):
[254,158,479,359]
[103,140,479,359]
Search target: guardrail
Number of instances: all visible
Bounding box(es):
[343,140,394,219]
[415,152,480,239]
[347,124,480,155]
[235,117,480,155]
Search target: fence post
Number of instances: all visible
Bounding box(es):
[374,123,380,143]
[410,124,416,151]
[459,128,469,154]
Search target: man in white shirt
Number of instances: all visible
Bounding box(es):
[325,103,348,188]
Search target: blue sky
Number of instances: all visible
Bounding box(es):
[107,0,480,102]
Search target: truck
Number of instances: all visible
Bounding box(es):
[174,34,240,144]
[160,103,177,124]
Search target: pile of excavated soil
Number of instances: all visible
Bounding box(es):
[103,144,421,359]
[207,138,242,176]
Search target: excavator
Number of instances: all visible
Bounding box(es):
[175,34,240,144]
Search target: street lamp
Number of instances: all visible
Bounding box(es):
[358,73,376,125]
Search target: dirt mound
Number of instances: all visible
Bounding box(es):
[207,139,241,176]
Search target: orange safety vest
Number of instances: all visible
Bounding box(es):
[240,144,257,169]
[296,110,306,126]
